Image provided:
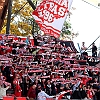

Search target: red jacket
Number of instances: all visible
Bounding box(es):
[15,84,22,97]
[87,90,93,99]
[13,79,22,97]
[27,87,36,99]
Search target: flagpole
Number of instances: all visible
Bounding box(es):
[77,43,81,53]
[82,0,100,9]
[27,0,36,10]
[84,35,100,52]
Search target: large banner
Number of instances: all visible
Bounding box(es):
[32,0,73,38]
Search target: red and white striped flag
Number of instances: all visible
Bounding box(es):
[32,0,73,38]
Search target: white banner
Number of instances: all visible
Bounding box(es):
[32,0,73,38]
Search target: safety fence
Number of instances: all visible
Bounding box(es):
[1,97,56,100]
[46,98,55,100]
[2,96,26,100]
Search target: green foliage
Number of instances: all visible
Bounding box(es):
[0,0,78,39]
[61,21,72,36]
[60,20,78,40]
[1,0,39,36]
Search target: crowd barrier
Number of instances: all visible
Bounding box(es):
[2,97,55,100]
[46,99,55,100]
[3,96,26,100]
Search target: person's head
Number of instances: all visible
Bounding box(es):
[47,80,51,84]
[15,74,20,79]
[60,84,64,90]
[82,42,85,45]
[82,85,87,90]
[65,83,69,88]
[0,72,2,76]
[32,84,36,89]
[89,85,93,90]
[18,37,21,42]
[94,77,98,82]
[42,79,46,82]
[27,36,30,40]
[87,84,90,89]
[92,42,95,46]
[87,84,92,90]
[37,84,42,92]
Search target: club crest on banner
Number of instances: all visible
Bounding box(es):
[32,0,73,38]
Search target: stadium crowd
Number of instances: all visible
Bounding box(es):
[0,34,100,100]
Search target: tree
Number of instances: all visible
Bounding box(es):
[0,0,78,40]
[0,0,39,36]
[61,21,72,35]
[60,20,79,40]
[60,7,78,41]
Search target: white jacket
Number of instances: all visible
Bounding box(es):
[0,86,9,99]
[37,91,54,100]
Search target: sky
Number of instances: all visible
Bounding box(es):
[86,0,100,6]
[69,0,100,53]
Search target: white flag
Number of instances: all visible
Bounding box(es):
[32,0,73,38]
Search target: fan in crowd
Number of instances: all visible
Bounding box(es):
[0,34,100,100]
